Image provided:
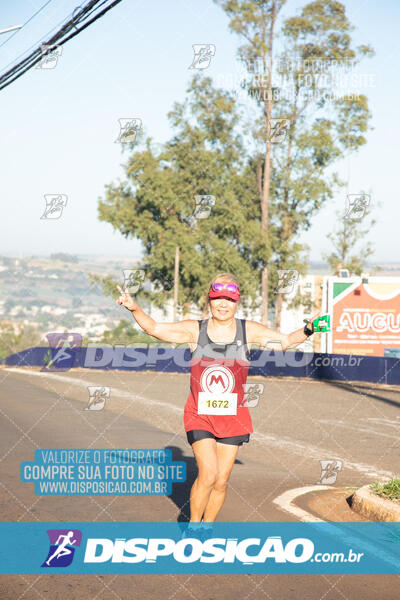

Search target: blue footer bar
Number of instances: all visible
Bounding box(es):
[1,522,400,574]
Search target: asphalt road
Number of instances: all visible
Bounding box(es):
[1,366,400,599]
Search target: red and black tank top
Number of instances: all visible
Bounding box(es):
[183,317,253,437]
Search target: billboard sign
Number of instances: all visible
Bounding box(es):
[325,277,400,357]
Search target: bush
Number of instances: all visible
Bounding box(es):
[0,322,43,359]
[370,478,400,503]
[99,320,163,345]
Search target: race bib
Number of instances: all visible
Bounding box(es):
[197,392,237,415]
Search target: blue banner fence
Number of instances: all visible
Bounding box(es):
[2,346,399,386]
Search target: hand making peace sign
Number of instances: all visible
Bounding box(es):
[115,284,139,312]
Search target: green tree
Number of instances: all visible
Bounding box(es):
[213,0,373,324]
[98,75,264,315]
[324,199,376,275]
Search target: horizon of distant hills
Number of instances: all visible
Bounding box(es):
[1,253,399,272]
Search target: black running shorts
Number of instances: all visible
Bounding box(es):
[186,429,250,446]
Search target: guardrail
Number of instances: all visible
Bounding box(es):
[2,347,399,386]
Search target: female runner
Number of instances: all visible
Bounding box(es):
[116,272,317,527]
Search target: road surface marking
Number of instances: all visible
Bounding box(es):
[272,485,327,522]
[5,368,396,480]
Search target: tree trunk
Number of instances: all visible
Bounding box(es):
[260,0,276,325]
[274,81,297,329]
[261,265,269,324]
[173,245,179,321]
[275,291,283,329]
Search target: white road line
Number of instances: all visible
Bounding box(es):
[273,487,400,570]
[272,485,328,522]
[252,431,394,480]
[3,367,181,414]
[5,368,396,481]
[318,419,400,440]
[363,417,400,430]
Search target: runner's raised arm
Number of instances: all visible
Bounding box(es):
[115,285,196,344]
[246,312,320,351]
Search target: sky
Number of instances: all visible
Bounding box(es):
[1,0,399,264]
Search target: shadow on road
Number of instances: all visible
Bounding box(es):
[323,380,400,409]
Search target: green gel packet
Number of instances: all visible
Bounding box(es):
[312,315,331,332]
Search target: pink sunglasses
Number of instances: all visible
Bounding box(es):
[211,282,240,293]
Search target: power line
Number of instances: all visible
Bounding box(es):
[0,0,103,80]
[0,0,55,49]
[0,1,107,72]
[0,0,124,92]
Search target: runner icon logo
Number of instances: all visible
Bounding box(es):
[36,44,62,69]
[240,383,264,408]
[275,269,299,294]
[115,118,142,144]
[122,269,145,294]
[41,529,82,568]
[317,460,343,485]
[42,332,82,372]
[267,118,290,143]
[193,195,215,219]
[40,194,68,220]
[188,44,216,70]
[85,386,110,411]
[345,193,370,221]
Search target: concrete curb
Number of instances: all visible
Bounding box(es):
[351,484,400,522]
